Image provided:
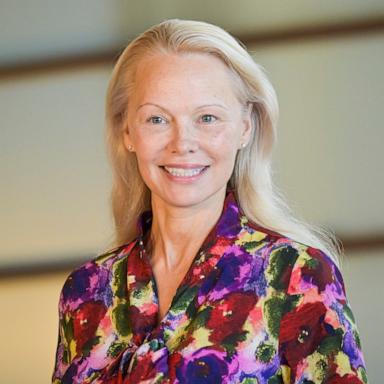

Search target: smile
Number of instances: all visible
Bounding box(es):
[162,166,208,177]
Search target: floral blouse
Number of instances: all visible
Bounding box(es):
[52,192,368,383]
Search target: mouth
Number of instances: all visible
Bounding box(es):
[160,165,209,178]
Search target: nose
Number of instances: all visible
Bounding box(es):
[168,120,199,154]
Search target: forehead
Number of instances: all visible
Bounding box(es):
[135,51,230,75]
[130,52,241,102]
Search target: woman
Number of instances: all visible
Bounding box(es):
[52,19,367,383]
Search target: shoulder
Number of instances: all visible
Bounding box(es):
[237,217,342,294]
[58,240,137,313]
[267,239,342,295]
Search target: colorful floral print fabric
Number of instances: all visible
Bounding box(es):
[52,192,368,383]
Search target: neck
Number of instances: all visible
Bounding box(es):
[149,189,226,271]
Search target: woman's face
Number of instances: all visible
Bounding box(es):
[124,52,252,210]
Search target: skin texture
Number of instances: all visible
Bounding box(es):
[123,52,252,318]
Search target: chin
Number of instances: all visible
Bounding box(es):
[156,187,226,210]
[167,193,208,208]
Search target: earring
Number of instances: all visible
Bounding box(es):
[127,144,134,152]
[241,142,246,149]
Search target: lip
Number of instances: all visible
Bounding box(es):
[160,164,209,182]
[160,163,209,168]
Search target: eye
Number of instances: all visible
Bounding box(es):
[147,115,167,124]
[200,114,217,123]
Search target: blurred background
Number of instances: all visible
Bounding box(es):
[1,1,383,382]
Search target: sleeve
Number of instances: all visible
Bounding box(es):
[278,246,368,384]
[51,280,74,384]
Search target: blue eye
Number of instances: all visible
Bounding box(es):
[148,116,166,124]
[200,114,217,123]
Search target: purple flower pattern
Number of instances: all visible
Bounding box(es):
[52,192,368,383]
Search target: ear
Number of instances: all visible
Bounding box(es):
[122,122,135,152]
[240,103,253,148]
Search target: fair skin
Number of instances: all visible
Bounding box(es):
[123,52,252,321]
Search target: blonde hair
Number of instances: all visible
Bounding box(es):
[105,19,341,264]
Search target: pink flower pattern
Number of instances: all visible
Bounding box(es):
[52,192,367,383]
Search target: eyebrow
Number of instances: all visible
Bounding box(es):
[136,102,228,112]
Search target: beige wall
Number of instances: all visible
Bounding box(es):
[342,250,384,381]
[0,271,69,383]
[0,66,114,266]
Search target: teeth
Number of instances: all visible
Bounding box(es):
[164,166,205,177]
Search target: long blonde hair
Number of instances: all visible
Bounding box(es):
[105,19,341,263]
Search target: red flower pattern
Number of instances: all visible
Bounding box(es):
[53,192,367,383]
[207,291,258,344]
[72,301,107,354]
[168,352,183,382]
[280,301,328,374]
[123,352,157,383]
[302,247,334,292]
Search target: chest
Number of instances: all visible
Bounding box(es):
[152,262,191,321]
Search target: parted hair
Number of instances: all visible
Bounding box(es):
[105,19,341,263]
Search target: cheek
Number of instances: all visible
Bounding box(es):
[133,131,164,158]
[134,127,168,148]
[133,139,166,182]
[134,153,159,189]
[207,130,240,158]
[132,141,154,171]
[135,151,156,173]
